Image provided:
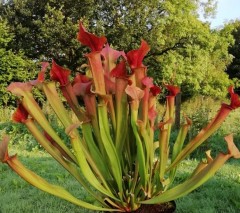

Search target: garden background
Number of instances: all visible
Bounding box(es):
[0,0,240,212]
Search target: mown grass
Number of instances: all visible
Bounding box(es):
[0,150,93,213]
[1,97,240,212]
[176,160,240,213]
[0,148,239,213]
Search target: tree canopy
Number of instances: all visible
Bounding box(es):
[0,0,235,99]
[0,19,36,106]
[225,20,240,86]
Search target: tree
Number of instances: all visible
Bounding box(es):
[0,19,36,106]
[225,20,240,85]
[0,0,91,70]
[85,0,233,98]
[0,0,233,98]
[155,16,234,99]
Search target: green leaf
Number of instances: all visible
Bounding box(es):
[6,155,114,211]
[141,152,231,204]
[98,104,123,194]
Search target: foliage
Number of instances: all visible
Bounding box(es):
[181,97,218,158]
[1,23,240,212]
[0,121,39,151]
[182,96,240,158]
[0,19,37,106]
[0,0,85,70]
[0,0,233,98]
[0,107,12,122]
[0,107,69,152]
[225,20,240,87]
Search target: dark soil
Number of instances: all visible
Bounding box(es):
[131,201,176,213]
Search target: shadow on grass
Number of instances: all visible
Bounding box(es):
[0,155,239,213]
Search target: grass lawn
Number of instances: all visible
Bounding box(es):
[0,148,240,213]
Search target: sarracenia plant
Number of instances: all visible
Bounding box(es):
[1,22,240,212]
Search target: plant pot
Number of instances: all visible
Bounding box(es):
[106,201,176,213]
[131,201,176,213]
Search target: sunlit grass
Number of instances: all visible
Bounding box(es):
[1,98,240,212]
[0,148,239,213]
[0,149,94,213]
[176,159,240,213]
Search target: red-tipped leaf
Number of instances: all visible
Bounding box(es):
[224,134,240,159]
[0,135,10,163]
[12,103,29,123]
[142,76,154,88]
[72,74,92,96]
[50,60,71,86]
[165,84,180,97]
[126,40,150,69]
[125,85,144,100]
[110,60,127,78]
[150,85,161,96]
[101,44,123,73]
[7,82,33,97]
[228,86,240,109]
[78,22,107,52]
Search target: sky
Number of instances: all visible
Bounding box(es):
[205,0,240,28]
